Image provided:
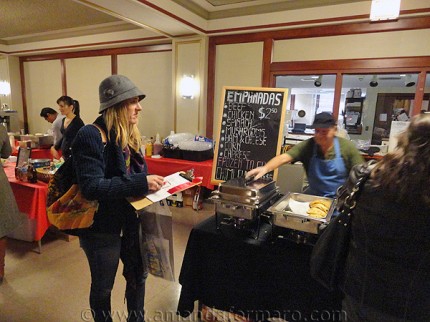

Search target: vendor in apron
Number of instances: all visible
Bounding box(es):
[246,112,364,198]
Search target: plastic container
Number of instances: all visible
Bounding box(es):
[145,139,153,157]
[153,133,163,155]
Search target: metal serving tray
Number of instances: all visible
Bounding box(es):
[267,193,335,234]
[217,177,277,199]
[211,189,278,206]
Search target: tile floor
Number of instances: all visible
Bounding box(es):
[0,203,214,322]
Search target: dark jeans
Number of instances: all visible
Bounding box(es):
[80,231,147,322]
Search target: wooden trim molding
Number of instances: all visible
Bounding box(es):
[207,16,430,137]
[111,55,118,75]
[19,59,28,133]
[206,38,216,138]
[261,38,273,87]
[61,59,67,96]
[20,43,172,62]
[271,56,430,73]
[209,16,430,45]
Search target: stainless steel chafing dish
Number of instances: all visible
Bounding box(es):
[267,193,336,234]
[211,177,279,221]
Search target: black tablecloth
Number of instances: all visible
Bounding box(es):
[177,215,342,321]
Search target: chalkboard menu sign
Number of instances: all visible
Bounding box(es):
[212,86,288,184]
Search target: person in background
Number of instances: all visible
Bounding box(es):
[51,96,84,160]
[39,107,65,147]
[340,113,430,321]
[72,75,164,322]
[246,112,364,197]
[0,124,26,284]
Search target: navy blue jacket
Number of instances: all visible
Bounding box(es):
[341,165,430,320]
[71,116,149,234]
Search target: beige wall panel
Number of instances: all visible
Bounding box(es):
[0,57,10,108]
[273,29,430,62]
[213,42,263,137]
[8,56,24,123]
[118,52,172,139]
[176,41,201,135]
[66,56,111,125]
[24,60,62,134]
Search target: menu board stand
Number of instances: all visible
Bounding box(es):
[211,86,288,185]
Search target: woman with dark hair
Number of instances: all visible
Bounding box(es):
[71,75,164,322]
[341,113,430,321]
[51,95,84,160]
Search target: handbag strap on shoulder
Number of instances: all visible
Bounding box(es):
[90,123,107,144]
[339,160,375,212]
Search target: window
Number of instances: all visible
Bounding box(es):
[275,74,335,135]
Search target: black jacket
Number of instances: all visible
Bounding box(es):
[55,116,85,160]
[71,116,149,234]
[341,165,430,320]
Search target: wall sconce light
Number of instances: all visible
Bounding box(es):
[370,0,401,21]
[0,80,11,96]
[0,81,11,110]
[314,76,322,87]
[369,75,379,87]
[180,75,199,99]
[404,74,416,87]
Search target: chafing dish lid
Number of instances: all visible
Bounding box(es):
[217,177,276,196]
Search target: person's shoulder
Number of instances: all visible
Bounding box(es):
[338,137,359,150]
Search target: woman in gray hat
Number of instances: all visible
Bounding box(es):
[71,75,164,322]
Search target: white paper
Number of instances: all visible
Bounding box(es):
[146,172,190,202]
[379,113,387,122]
[388,121,409,152]
[288,199,309,216]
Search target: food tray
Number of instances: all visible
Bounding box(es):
[267,193,335,223]
[211,189,279,206]
[217,177,277,198]
[36,167,56,183]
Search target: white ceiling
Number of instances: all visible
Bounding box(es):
[0,0,367,47]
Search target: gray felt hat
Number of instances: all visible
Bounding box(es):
[99,75,146,113]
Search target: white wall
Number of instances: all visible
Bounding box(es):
[213,42,263,137]
[65,56,111,125]
[273,29,430,62]
[118,51,173,139]
[174,39,207,135]
[24,60,62,134]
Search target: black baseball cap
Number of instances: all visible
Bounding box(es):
[309,112,336,129]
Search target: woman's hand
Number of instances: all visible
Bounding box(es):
[147,175,165,191]
[51,146,60,160]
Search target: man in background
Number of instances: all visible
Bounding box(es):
[40,107,64,148]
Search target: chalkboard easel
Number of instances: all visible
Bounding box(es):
[211,86,288,185]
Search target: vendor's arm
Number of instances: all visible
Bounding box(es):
[246,139,311,180]
[246,153,293,180]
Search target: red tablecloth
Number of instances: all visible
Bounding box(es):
[145,157,216,190]
[12,148,53,160]
[3,163,49,241]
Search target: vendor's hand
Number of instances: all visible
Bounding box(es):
[147,175,165,191]
[245,166,267,181]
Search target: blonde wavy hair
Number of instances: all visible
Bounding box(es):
[103,98,142,152]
